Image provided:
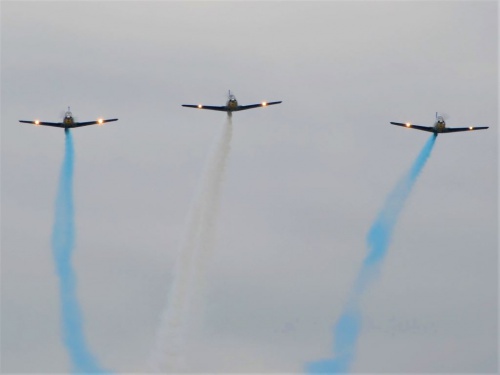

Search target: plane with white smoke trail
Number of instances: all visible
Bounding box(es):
[182,90,282,115]
[307,134,437,373]
[149,116,233,372]
[51,129,109,373]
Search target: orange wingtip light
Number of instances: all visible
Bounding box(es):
[34,120,40,125]
[469,127,473,130]
[97,118,104,125]
[406,123,411,127]
[198,104,202,108]
[262,101,267,106]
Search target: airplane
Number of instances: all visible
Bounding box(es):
[182,90,282,115]
[19,107,118,129]
[390,113,488,134]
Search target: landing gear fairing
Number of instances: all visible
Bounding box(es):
[19,107,118,129]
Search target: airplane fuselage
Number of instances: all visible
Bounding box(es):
[62,110,75,127]
[226,98,238,110]
[223,96,239,116]
[433,119,446,133]
[63,117,74,126]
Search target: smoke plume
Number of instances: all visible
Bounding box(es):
[149,116,233,372]
[51,129,108,373]
[307,134,437,373]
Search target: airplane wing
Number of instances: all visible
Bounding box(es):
[73,119,118,128]
[390,122,435,132]
[182,104,228,111]
[19,120,65,128]
[234,101,282,111]
[442,126,489,133]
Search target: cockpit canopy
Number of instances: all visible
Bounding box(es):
[65,111,73,118]
[437,115,444,123]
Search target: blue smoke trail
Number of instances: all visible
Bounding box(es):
[52,129,108,373]
[306,134,437,374]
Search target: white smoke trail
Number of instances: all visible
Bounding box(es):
[149,116,233,372]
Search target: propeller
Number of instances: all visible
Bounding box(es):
[59,106,77,122]
[436,112,450,121]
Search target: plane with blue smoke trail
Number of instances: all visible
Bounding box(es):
[52,128,109,373]
[390,112,488,134]
[19,107,118,129]
[306,134,438,374]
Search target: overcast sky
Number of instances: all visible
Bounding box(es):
[1,1,497,374]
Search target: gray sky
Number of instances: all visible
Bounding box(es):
[1,1,497,373]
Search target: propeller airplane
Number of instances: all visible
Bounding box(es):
[19,107,118,129]
[390,112,488,134]
[182,91,282,116]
